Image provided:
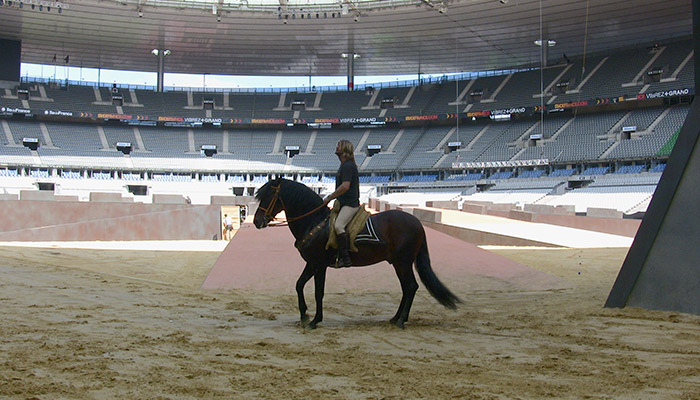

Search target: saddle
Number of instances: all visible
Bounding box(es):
[293,204,382,252]
[326,203,377,252]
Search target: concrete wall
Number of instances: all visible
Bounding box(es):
[90,192,128,203]
[462,202,488,214]
[524,204,575,216]
[508,210,640,237]
[379,200,390,211]
[410,206,560,246]
[421,220,560,247]
[586,207,623,219]
[367,198,380,210]
[459,201,639,237]
[426,200,459,210]
[462,201,517,218]
[0,199,222,241]
[411,208,440,223]
[153,194,187,204]
[210,195,254,205]
[20,190,54,201]
[369,197,640,241]
[55,195,80,202]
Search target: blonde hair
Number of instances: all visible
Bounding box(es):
[337,139,355,161]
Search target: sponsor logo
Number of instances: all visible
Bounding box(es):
[1,107,31,114]
[491,107,526,115]
[405,115,439,121]
[251,118,286,124]
[339,117,378,123]
[554,100,588,109]
[466,111,491,117]
[643,88,690,99]
[44,110,73,116]
[183,117,223,123]
[98,113,132,119]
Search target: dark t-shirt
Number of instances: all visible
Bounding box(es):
[335,159,360,207]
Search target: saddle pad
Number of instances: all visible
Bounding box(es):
[354,216,382,244]
[326,204,371,251]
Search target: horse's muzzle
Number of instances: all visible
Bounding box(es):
[253,214,270,229]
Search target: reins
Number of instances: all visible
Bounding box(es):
[286,203,327,223]
[258,183,327,224]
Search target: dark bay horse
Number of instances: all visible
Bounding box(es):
[253,178,460,329]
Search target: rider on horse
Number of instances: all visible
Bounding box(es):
[322,139,360,268]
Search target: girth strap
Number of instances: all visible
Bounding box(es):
[294,217,329,250]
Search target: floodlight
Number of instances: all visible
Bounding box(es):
[534,39,556,47]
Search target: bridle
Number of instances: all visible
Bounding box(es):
[257,183,283,225]
[258,183,327,225]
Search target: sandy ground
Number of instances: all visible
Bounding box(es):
[1,239,700,399]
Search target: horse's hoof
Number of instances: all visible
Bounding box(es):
[307,318,321,329]
[391,319,406,329]
[300,315,310,328]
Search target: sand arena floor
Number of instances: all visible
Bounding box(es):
[1,232,700,399]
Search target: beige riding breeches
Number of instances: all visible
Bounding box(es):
[334,205,360,234]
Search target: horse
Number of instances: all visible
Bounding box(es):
[253,177,461,329]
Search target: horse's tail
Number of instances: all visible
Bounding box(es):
[415,238,461,310]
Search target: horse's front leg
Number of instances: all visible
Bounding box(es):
[296,263,316,327]
[308,266,328,329]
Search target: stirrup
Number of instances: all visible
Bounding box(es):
[334,255,352,268]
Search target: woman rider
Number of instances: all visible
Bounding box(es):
[322,139,360,268]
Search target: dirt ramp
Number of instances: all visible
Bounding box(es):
[202,222,568,293]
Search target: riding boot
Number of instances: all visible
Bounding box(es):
[335,232,352,268]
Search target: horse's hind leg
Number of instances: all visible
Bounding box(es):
[390,262,419,329]
[296,263,316,327]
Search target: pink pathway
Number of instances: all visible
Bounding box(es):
[201,222,568,294]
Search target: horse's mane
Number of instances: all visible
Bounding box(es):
[254,179,275,202]
[256,178,330,222]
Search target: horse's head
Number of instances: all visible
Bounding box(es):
[254,178,284,229]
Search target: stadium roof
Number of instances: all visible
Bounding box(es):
[0,0,693,77]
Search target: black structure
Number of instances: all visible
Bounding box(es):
[201,144,217,157]
[37,182,55,191]
[0,38,21,82]
[127,185,148,196]
[605,0,700,315]
[22,137,39,150]
[116,142,133,155]
[366,144,381,156]
[284,145,300,158]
